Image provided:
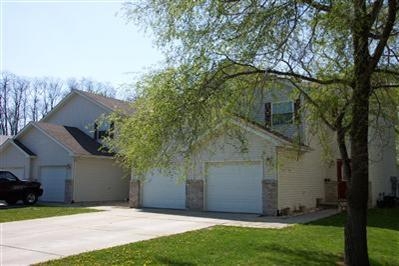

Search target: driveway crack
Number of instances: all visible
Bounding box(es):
[0,244,63,257]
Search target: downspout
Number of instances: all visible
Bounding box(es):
[71,156,77,203]
[275,146,280,213]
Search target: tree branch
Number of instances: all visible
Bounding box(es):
[265,69,349,85]
[375,68,399,76]
[370,0,398,70]
[287,80,337,131]
[221,56,351,85]
[301,0,331,12]
[372,84,399,89]
[368,0,384,28]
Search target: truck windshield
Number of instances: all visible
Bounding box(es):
[0,172,18,182]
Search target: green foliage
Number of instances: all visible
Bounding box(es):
[110,1,399,175]
[38,208,399,266]
[105,64,266,176]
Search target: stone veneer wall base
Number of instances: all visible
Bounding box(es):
[262,179,277,216]
[129,180,140,208]
[186,180,204,210]
[64,179,73,203]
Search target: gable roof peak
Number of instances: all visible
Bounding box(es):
[73,89,133,114]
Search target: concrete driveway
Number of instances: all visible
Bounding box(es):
[1,206,337,266]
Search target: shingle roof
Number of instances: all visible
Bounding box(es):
[35,122,113,157]
[76,90,133,114]
[13,140,36,156]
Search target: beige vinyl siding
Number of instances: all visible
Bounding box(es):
[277,139,327,210]
[43,93,109,137]
[74,157,129,202]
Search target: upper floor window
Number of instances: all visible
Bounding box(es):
[272,101,294,125]
[265,99,300,127]
[93,122,114,140]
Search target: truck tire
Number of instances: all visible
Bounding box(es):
[23,192,38,205]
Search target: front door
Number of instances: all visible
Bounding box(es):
[336,159,349,200]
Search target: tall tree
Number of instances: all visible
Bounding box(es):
[45,78,63,112]
[30,79,42,122]
[0,72,13,135]
[6,77,29,135]
[118,1,398,265]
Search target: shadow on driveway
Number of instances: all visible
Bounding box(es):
[92,205,340,227]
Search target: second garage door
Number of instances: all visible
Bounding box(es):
[206,161,263,214]
[142,169,186,209]
[40,166,68,202]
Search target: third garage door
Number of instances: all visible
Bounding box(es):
[142,169,186,209]
[206,161,263,214]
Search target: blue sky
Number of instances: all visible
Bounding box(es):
[1,0,163,89]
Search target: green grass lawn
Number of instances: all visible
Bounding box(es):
[0,205,99,223]
[38,208,399,266]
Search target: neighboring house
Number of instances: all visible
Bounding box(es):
[0,90,131,203]
[129,84,397,215]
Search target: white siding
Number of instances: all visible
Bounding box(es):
[142,169,186,209]
[325,119,397,206]
[368,123,397,204]
[18,127,72,181]
[43,94,110,137]
[74,157,129,202]
[277,138,327,210]
[0,143,30,179]
[192,129,277,182]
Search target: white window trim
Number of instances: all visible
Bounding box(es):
[271,101,294,126]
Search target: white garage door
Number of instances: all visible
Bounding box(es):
[0,168,24,179]
[206,161,263,214]
[142,169,186,209]
[40,166,67,202]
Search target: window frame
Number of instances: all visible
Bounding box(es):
[0,172,17,182]
[271,101,294,126]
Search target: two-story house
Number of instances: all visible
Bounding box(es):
[0,90,131,203]
[128,84,397,215]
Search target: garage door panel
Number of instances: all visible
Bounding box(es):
[142,170,186,209]
[40,166,67,202]
[206,162,263,214]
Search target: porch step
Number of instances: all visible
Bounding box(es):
[318,202,339,209]
[320,201,348,211]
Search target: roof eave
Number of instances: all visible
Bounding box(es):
[0,139,37,158]
[72,154,115,159]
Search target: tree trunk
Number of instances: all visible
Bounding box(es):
[345,84,370,266]
[336,115,351,181]
[345,1,371,264]
[345,85,369,266]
